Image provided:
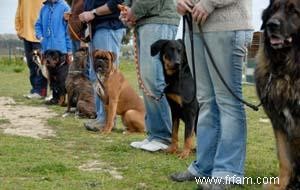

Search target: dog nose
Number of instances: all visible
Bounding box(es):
[267,19,281,31]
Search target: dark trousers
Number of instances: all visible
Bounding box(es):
[23,40,48,96]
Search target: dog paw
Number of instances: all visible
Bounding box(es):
[178,149,191,159]
[100,128,112,134]
[165,145,178,154]
[62,112,70,118]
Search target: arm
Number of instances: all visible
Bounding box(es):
[79,0,123,22]
[15,0,22,37]
[35,11,43,40]
[199,0,239,14]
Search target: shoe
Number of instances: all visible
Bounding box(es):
[84,119,105,132]
[24,93,43,99]
[45,94,53,101]
[130,139,150,149]
[170,170,197,182]
[45,98,58,105]
[140,140,169,152]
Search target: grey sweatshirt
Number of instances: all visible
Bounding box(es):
[193,0,253,32]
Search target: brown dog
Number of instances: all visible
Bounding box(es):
[255,0,300,189]
[65,48,96,118]
[93,49,145,134]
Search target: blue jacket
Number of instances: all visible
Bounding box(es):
[35,0,72,54]
[84,0,124,33]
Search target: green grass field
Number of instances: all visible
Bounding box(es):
[0,58,278,190]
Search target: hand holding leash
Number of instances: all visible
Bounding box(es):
[177,0,194,15]
[118,4,136,27]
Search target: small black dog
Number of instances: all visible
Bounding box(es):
[151,39,199,159]
[43,49,69,106]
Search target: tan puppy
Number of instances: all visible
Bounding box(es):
[93,49,145,134]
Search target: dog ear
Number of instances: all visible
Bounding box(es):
[261,0,274,30]
[109,52,117,63]
[151,40,169,56]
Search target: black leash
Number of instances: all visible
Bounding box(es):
[184,14,261,111]
[182,15,197,104]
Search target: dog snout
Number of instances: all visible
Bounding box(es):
[267,18,281,31]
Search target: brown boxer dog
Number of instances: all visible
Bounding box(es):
[93,49,145,134]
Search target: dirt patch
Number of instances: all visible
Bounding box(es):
[79,160,123,180]
[0,97,57,139]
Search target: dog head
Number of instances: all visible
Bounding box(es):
[151,39,185,76]
[32,49,42,65]
[43,49,65,68]
[93,49,116,77]
[261,0,300,50]
[72,47,88,70]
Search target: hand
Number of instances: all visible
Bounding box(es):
[79,11,95,23]
[119,7,136,27]
[177,0,194,15]
[192,2,209,25]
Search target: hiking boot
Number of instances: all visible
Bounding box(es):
[197,179,240,190]
[170,170,197,182]
[84,119,105,132]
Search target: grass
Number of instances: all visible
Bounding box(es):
[0,58,278,190]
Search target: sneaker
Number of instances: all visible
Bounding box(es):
[24,93,43,99]
[84,119,105,132]
[45,94,53,101]
[130,139,150,149]
[140,140,169,152]
[170,170,197,182]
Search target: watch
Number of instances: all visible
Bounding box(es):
[92,9,98,16]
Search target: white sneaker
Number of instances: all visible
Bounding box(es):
[45,94,53,101]
[130,139,150,149]
[24,93,43,99]
[140,140,169,152]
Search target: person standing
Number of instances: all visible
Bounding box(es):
[35,0,73,105]
[120,0,180,151]
[15,0,48,99]
[170,0,253,189]
[79,0,125,131]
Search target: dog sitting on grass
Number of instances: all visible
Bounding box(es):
[65,47,96,118]
[43,49,69,106]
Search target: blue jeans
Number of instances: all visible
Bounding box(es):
[89,28,125,123]
[185,31,252,181]
[137,24,177,144]
[23,40,48,96]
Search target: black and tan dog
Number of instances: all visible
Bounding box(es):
[255,0,300,189]
[43,49,69,106]
[93,49,145,134]
[65,47,96,118]
[151,39,199,159]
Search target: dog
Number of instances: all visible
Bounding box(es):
[93,49,145,134]
[65,47,96,118]
[151,39,199,159]
[255,0,300,189]
[43,49,69,106]
[32,49,49,80]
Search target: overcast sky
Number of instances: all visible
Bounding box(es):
[0,0,268,34]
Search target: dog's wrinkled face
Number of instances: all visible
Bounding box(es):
[262,0,300,49]
[93,49,116,77]
[43,50,65,68]
[151,39,184,76]
[73,47,88,69]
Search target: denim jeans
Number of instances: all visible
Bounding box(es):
[23,40,48,96]
[89,28,125,123]
[185,30,253,181]
[137,24,177,144]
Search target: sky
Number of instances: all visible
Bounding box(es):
[0,0,268,34]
